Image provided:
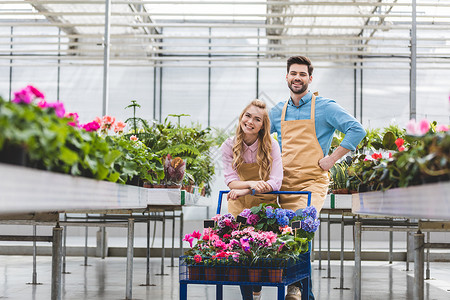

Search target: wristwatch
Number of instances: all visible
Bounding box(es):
[251,188,256,196]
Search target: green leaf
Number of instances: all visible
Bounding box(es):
[104,149,122,166]
[382,131,397,150]
[59,147,79,165]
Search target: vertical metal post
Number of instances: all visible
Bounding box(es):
[126,218,134,300]
[156,211,167,275]
[327,212,331,278]
[102,0,112,116]
[256,28,260,98]
[339,214,345,288]
[62,214,68,273]
[406,219,410,271]
[57,28,61,101]
[180,211,184,255]
[51,226,63,300]
[426,231,430,280]
[353,62,357,118]
[414,231,424,300]
[159,63,163,122]
[410,0,417,120]
[389,219,393,264]
[170,210,176,267]
[32,224,38,284]
[8,26,13,102]
[318,213,323,269]
[146,211,151,285]
[83,214,89,266]
[207,27,211,127]
[354,221,361,300]
[360,62,363,123]
[153,66,157,121]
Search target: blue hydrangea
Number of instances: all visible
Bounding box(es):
[301,206,318,220]
[285,210,296,220]
[277,215,289,226]
[266,206,275,218]
[301,216,320,232]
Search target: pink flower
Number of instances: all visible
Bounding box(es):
[65,112,79,127]
[280,226,293,235]
[130,135,138,141]
[114,121,126,133]
[27,85,45,99]
[436,124,449,132]
[12,89,32,104]
[418,119,430,135]
[389,152,393,158]
[406,119,417,135]
[80,121,101,132]
[194,255,202,263]
[47,102,65,118]
[398,146,405,152]
[395,138,404,148]
[95,116,102,126]
[183,234,194,248]
[191,230,201,239]
[37,99,48,108]
[101,115,115,131]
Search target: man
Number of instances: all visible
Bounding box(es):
[269,56,366,300]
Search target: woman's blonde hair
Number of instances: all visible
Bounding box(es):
[232,99,273,181]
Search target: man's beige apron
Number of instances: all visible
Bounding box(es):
[279,94,329,213]
[228,163,278,217]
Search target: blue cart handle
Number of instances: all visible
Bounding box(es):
[216,190,312,215]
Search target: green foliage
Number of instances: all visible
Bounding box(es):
[0,97,123,182]
[329,161,349,191]
[347,131,450,192]
[140,117,215,195]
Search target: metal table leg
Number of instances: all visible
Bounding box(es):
[354,221,361,300]
[51,225,63,300]
[170,210,176,267]
[216,284,223,300]
[414,230,424,300]
[125,217,134,300]
[389,219,393,264]
[141,211,155,286]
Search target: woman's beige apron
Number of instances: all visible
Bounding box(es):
[279,94,329,213]
[228,163,278,217]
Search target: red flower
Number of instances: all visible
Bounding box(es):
[371,153,382,160]
[398,146,405,152]
[395,138,404,148]
[194,254,202,263]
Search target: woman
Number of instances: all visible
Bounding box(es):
[221,99,283,300]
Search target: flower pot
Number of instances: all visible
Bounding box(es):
[165,184,181,189]
[188,266,201,281]
[228,267,241,282]
[0,143,28,166]
[248,268,262,282]
[204,267,217,281]
[268,268,283,283]
[332,188,349,194]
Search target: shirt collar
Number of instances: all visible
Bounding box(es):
[243,139,258,152]
[288,91,312,107]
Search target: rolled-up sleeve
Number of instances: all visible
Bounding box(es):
[221,138,240,186]
[266,138,283,191]
[327,102,366,151]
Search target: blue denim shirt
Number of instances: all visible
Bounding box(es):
[269,91,366,156]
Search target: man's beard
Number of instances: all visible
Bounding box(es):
[288,81,308,94]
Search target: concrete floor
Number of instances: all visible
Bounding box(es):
[1,255,449,300]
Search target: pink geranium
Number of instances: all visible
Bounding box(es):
[101,115,116,132]
[418,119,430,135]
[130,135,138,141]
[65,112,79,127]
[194,254,202,263]
[436,124,449,132]
[80,121,101,132]
[12,85,44,104]
[114,121,126,133]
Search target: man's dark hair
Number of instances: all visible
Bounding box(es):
[287,56,314,76]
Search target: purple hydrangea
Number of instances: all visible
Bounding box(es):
[247,214,260,225]
[301,216,320,232]
[239,209,252,218]
[266,206,275,218]
[301,206,318,220]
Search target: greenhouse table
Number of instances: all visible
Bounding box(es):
[352,181,450,300]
